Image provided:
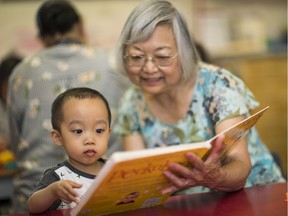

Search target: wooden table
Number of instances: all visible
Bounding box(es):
[2,182,287,216]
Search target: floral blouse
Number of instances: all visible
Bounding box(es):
[114,62,285,193]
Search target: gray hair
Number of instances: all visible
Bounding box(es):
[114,0,200,82]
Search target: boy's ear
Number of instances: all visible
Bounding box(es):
[51,130,63,146]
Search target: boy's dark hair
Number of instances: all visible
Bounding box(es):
[0,54,22,102]
[51,87,111,131]
[36,0,81,37]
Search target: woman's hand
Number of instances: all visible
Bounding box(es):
[161,115,252,195]
[161,135,226,194]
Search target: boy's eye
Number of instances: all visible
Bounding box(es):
[96,129,104,134]
[72,129,82,134]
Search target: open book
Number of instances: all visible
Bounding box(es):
[71,106,269,216]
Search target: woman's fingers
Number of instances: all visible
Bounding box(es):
[205,134,224,164]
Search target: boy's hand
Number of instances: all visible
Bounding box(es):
[51,180,82,204]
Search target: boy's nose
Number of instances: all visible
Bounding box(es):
[84,140,95,145]
[84,132,96,145]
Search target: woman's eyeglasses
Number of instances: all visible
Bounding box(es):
[124,53,178,67]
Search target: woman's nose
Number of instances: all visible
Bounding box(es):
[142,57,158,73]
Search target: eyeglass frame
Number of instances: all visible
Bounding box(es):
[124,52,178,68]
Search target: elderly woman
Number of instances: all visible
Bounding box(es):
[112,0,285,195]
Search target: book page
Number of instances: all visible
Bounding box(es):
[212,106,269,157]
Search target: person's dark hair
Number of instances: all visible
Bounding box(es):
[0,54,22,102]
[51,87,112,131]
[36,0,81,38]
[195,42,211,63]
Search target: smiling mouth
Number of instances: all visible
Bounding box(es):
[141,77,162,85]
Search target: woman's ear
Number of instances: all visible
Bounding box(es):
[51,130,63,146]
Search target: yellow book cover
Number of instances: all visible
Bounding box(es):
[71,106,269,216]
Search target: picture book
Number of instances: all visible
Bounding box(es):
[71,106,269,216]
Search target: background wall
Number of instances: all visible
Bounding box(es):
[191,0,287,56]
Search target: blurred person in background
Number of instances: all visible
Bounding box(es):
[0,54,22,152]
[7,0,129,213]
[112,0,285,196]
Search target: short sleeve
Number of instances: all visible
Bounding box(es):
[32,168,61,210]
[35,168,60,191]
[200,64,259,124]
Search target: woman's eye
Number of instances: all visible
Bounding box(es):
[156,56,170,61]
[130,55,144,62]
[96,129,104,134]
[72,129,82,134]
